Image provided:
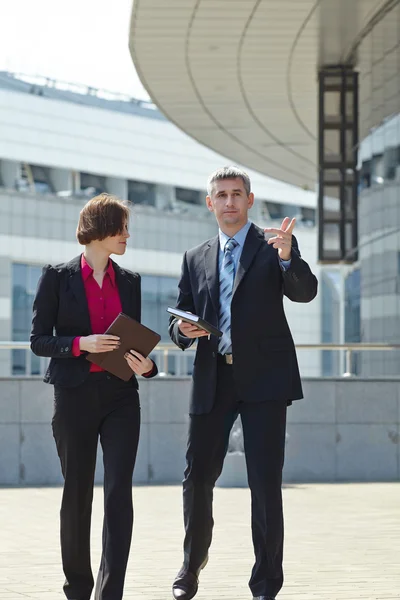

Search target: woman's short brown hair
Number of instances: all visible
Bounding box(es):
[76,193,130,245]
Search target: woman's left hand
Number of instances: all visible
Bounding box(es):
[125,350,153,376]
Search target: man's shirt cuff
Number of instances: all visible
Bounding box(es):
[279,258,292,271]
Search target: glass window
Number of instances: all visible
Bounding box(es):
[265,202,300,220]
[360,159,371,189]
[141,275,179,342]
[80,172,107,196]
[345,268,360,342]
[159,277,180,341]
[371,153,384,184]
[345,268,361,375]
[384,146,399,180]
[128,180,156,206]
[13,263,27,289]
[28,266,42,294]
[175,187,201,205]
[141,275,160,334]
[141,274,189,374]
[300,207,316,225]
[30,165,54,194]
[265,201,283,219]
[16,163,54,194]
[260,201,270,220]
[12,263,42,375]
[321,271,341,376]
[264,203,314,225]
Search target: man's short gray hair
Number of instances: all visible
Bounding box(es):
[207,166,251,197]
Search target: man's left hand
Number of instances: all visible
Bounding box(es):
[264,217,296,261]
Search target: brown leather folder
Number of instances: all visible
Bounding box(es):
[86,313,161,381]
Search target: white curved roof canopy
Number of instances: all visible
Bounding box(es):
[129,0,392,189]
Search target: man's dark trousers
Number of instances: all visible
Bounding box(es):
[182,358,287,599]
[52,372,140,600]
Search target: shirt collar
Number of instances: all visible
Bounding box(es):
[219,221,252,252]
[81,254,116,287]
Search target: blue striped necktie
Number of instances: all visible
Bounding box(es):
[218,238,238,354]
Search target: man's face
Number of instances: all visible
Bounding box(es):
[206,178,254,229]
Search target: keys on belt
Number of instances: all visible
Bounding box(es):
[218,353,233,365]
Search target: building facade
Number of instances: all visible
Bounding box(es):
[0,72,321,378]
[357,5,400,376]
[127,0,400,378]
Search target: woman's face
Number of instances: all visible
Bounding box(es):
[101,221,130,256]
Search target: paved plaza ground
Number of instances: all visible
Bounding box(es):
[0,483,399,599]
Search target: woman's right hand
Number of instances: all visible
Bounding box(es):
[79,335,120,353]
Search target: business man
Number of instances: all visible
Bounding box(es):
[169,166,318,600]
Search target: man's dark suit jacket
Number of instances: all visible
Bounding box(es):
[169,223,318,414]
[30,255,156,388]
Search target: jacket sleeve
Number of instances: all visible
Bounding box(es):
[142,361,159,378]
[168,251,196,351]
[281,235,318,303]
[30,265,76,358]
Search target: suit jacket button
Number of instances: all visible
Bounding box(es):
[65,347,69,352]
[212,352,216,358]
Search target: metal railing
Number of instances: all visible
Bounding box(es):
[1,341,400,378]
[6,71,156,109]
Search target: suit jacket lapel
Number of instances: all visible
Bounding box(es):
[233,224,264,297]
[67,255,92,333]
[66,256,134,333]
[204,235,220,315]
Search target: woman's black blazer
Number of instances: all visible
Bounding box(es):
[30,254,157,388]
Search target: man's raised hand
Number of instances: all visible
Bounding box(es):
[264,217,296,261]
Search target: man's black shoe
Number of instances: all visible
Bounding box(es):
[172,556,208,600]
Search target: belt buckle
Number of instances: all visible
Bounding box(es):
[225,354,233,365]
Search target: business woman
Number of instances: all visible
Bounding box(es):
[30,193,158,600]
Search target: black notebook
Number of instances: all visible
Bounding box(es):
[167,307,222,338]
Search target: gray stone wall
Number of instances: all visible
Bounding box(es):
[0,377,399,486]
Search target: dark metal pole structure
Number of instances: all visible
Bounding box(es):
[318,66,359,263]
